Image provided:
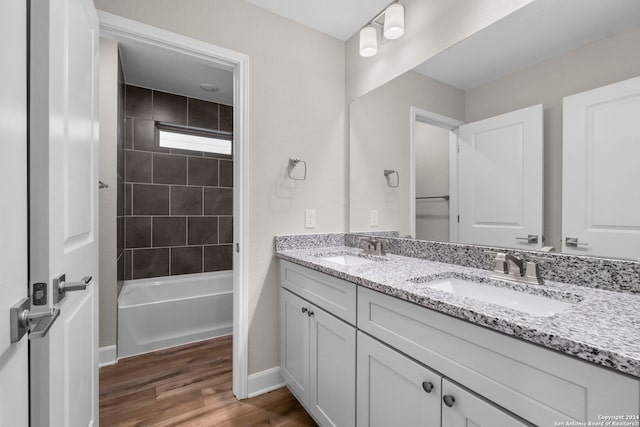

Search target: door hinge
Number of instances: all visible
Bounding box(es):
[236,243,240,253]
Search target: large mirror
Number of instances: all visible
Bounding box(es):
[349,0,640,260]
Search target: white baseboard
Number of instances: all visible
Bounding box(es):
[247,367,285,398]
[99,345,118,368]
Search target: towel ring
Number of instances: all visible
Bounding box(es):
[288,158,307,180]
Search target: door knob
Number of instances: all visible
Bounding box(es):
[10,298,60,342]
[422,381,434,393]
[565,237,588,247]
[515,234,539,244]
[443,395,456,408]
[53,274,93,304]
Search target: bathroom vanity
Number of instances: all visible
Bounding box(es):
[276,238,640,427]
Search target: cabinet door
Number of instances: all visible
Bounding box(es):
[357,332,441,427]
[441,379,530,427]
[280,289,310,404]
[309,305,356,427]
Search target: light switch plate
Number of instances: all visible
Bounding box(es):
[370,210,379,227]
[305,209,316,228]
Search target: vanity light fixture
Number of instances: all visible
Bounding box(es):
[359,26,378,57]
[359,1,405,58]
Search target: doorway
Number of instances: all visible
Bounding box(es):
[409,107,463,241]
[99,12,250,399]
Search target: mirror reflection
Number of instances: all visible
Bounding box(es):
[348,0,640,260]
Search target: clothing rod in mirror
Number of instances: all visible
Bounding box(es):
[416,195,450,201]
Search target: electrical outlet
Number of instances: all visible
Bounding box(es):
[370,210,379,227]
[305,209,316,228]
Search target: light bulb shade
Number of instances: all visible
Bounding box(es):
[359,26,378,57]
[384,3,405,40]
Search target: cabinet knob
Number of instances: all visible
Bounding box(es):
[443,395,455,408]
[422,381,434,393]
[301,307,308,314]
[307,310,314,317]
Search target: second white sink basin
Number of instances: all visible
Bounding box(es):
[321,255,376,267]
[424,277,574,317]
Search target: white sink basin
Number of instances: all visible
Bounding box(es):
[321,255,375,267]
[424,277,574,317]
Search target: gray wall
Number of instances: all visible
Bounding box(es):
[95,0,347,374]
[349,71,464,235]
[98,38,120,347]
[465,25,640,250]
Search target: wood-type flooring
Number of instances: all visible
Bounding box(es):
[99,335,316,426]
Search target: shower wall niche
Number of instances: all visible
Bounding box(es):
[119,84,234,280]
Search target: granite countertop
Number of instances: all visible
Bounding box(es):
[276,245,640,379]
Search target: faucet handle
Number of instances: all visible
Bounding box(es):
[484,251,508,274]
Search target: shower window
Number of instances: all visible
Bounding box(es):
[157,122,232,155]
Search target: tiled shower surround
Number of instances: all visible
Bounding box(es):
[120,84,233,279]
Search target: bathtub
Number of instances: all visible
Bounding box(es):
[117,271,233,359]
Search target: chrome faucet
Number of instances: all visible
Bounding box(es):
[360,238,385,256]
[486,251,552,285]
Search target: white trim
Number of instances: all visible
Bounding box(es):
[98,345,117,368]
[247,367,285,398]
[409,107,464,239]
[98,11,251,399]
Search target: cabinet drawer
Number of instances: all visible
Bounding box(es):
[358,287,640,426]
[281,260,356,325]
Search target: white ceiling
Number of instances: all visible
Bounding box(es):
[414,0,640,90]
[119,41,234,105]
[244,0,392,41]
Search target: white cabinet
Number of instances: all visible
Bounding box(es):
[357,332,441,427]
[357,286,640,426]
[310,303,356,427]
[441,379,529,427]
[280,289,310,403]
[280,261,356,427]
[280,261,640,427]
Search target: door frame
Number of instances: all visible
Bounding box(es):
[409,107,463,241]
[98,12,251,399]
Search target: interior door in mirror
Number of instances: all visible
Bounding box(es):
[563,75,640,260]
[458,104,544,249]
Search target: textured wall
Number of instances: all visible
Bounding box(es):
[94,0,346,374]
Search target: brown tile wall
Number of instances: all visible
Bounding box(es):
[121,84,233,280]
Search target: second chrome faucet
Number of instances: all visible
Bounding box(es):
[487,251,552,285]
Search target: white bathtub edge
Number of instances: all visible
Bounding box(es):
[247,367,285,398]
[99,345,118,368]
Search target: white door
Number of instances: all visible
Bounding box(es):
[0,0,29,425]
[563,76,640,260]
[29,0,99,425]
[309,306,355,427]
[441,379,529,427]
[357,332,441,427]
[280,289,310,404]
[458,105,544,249]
